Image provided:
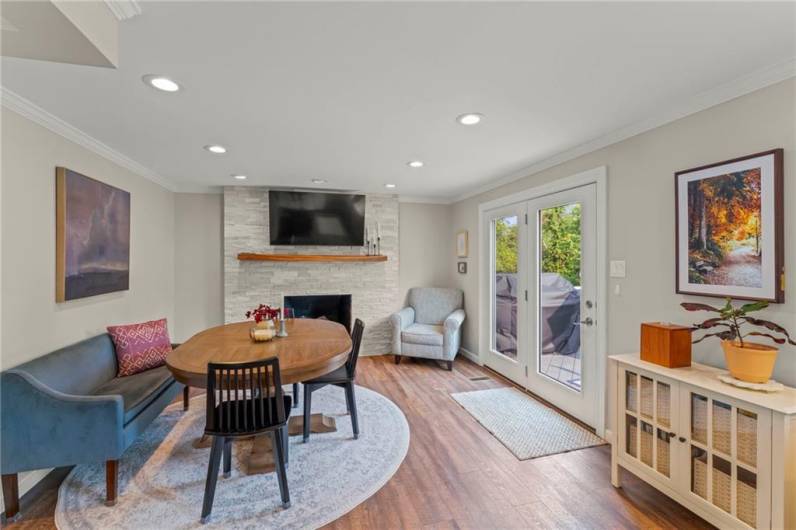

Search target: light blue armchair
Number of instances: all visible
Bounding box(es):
[390,287,465,370]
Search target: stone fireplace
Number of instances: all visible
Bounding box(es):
[224,187,400,354]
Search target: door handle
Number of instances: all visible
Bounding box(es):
[580,317,594,326]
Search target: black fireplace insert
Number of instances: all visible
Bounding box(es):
[284,294,352,332]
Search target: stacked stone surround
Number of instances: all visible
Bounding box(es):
[224,187,400,355]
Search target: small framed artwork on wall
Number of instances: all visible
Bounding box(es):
[675,148,784,302]
[458,262,467,274]
[456,230,468,258]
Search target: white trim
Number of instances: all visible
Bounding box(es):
[477,166,606,213]
[454,58,796,203]
[104,0,141,21]
[477,166,608,437]
[176,184,224,194]
[398,195,452,205]
[1,87,177,192]
[458,347,482,365]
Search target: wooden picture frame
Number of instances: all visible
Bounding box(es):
[56,167,131,302]
[456,230,469,258]
[675,149,784,302]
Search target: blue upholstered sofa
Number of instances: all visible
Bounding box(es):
[0,334,187,520]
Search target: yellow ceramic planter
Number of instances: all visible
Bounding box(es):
[721,340,778,383]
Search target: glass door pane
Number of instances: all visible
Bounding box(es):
[492,215,519,359]
[656,429,671,477]
[691,393,708,445]
[712,400,732,455]
[656,382,671,428]
[737,408,758,467]
[712,455,732,513]
[737,467,757,527]
[537,202,582,391]
[692,446,708,499]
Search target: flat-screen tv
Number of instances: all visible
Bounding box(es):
[269,190,366,246]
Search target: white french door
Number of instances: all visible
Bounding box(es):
[484,203,528,384]
[484,183,599,428]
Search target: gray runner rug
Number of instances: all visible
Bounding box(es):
[451,387,605,460]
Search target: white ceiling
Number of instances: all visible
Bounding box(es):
[2,1,794,200]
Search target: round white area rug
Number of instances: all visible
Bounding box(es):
[55,385,409,529]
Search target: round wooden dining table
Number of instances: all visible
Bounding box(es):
[166,318,353,474]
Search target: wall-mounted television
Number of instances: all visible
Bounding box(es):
[269,190,366,246]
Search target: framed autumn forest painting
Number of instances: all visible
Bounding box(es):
[675,148,784,302]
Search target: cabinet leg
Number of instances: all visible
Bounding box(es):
[611,458,621,488]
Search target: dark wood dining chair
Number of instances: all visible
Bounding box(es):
[201,358,291,523]
[302,318,364,442]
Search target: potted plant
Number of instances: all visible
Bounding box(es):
[682,298,795,383]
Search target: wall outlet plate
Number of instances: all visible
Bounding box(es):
[610,260,626,278]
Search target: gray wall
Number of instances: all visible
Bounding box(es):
[398,201,454,300]
[174,193,224,342]
[1,107,176,369]
[449,79,796,385]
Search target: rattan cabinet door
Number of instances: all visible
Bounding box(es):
[679,384,772,529]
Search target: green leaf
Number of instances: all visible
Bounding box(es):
[739,301,768,314]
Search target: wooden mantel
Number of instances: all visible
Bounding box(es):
[237,253,387,263]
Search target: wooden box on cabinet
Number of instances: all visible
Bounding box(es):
[640,322,692,368]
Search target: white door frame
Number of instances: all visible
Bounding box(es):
[478,166,608,437]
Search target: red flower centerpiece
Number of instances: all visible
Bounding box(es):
[246,304,280,325]
[246,304,281,342]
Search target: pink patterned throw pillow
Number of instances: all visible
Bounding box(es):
[107,318,173,377]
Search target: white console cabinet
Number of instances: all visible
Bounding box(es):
[609,354,796,530]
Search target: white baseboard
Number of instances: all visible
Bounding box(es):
[458,347,482,365]
[0,468,53,511]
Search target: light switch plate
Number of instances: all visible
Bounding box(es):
[610,260,626,278]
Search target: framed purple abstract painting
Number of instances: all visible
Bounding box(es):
[56,167,130,302]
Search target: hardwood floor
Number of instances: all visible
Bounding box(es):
[2,355,713,529]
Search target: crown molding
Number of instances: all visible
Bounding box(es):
[452,57,796,203]
[2,86,177,192]
[398,195,452,205]
[104,0,141,21]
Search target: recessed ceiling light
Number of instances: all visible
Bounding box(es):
[142,75,180,93]
[311,178,327,184]
[408,160,424,168]
[232,174,247,180]
[456,113,483,125]
[204,144,227,154]
[385,183,397,189]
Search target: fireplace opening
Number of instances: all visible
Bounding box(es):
[284,294,352,332]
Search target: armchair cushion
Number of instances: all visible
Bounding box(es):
[92,365,174,424]
[408,287,463,325]
[402,324,444,346]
